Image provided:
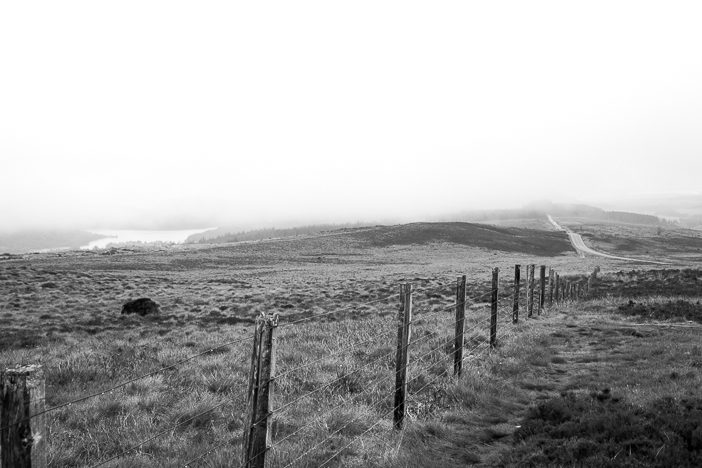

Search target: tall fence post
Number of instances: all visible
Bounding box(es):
[527,264,535,318]
[394,283,412,429]
[1,365,47,468]
[539,265,546,314]
[454,276,466,376]
[547,268,554,307]
[490,268,499,348]
[512,265,520,324]
[242,313,278,468]
[554,273,560,304]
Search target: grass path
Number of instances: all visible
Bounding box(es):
[389,297,701,467]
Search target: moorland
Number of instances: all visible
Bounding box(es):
[1,218,700,467]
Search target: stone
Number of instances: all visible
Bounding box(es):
[121,297,160,316]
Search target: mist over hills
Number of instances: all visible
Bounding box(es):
[0,200,688,254]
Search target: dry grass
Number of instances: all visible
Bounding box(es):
[0,225,700,466]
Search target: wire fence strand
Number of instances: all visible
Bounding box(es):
[89,400,230,468]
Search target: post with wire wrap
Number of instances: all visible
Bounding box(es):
[527,264,535,318]
[454,275,467,376]
[539,265,546,314]
[1,365,46,468]
[548,268,555,307]
[490,268,499,348]
[242,313,278,468]
[394,283,412,429]
[512,265,520,324]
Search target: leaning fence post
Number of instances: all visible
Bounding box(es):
[242,313,278,468]
[1,365,47,468]
[454,276,466,376]
[527,264,535,318]
[539,265,546,314]
[490,268,499,348]
[547,268,554,307]
[394,283,412,429]
[512,265,520,324]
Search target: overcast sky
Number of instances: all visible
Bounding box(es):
[2,1,701,231]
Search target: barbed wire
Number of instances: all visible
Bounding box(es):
[313,340,492,468]
[238,320,488,467]
[276,328,396,381]
[7,266,600,466]
[278,293,396,330]
[0,334,254,433]
[89,400,231,468]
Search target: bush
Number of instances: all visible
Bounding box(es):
[504,391,702,467]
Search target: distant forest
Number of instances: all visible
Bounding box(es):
[186,223,370,244]
[456,204,667,226]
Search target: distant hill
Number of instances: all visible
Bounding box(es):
[449,203,665,227]
[0,230,103,254]
[186,223,371,244]
[347,222,572,256]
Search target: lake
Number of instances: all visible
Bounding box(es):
[81,228,216,249]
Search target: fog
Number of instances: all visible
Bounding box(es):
[2,1,702,232]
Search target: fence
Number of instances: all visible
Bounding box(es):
[0,264,596,467]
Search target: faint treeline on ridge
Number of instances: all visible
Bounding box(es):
[187,223,371,244]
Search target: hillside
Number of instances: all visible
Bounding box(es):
[0,230,103,254]
[345,222,572,256]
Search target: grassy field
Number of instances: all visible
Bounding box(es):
[0,222,700,467]
[561,217,702,264]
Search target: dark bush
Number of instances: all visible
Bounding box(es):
[505,391,702,467]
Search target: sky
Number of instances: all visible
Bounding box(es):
[1,1,701,231]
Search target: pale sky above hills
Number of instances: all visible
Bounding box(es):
[1,1,701,231]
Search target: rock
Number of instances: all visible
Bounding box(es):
[121,298,160,316]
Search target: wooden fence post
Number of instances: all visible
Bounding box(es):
[242,314,278,468]
[1,365,47,468]
[547,268,554,307]
[539,265,546,314]
[512,265,520,324]
[490,268,499,348]
[554,273,560,304]
[394,283,412,429]
[454,276,466,376]
[527,264,535,318]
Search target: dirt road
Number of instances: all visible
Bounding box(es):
[547,215,669,264]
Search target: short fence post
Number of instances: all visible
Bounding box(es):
[242,314,278,468]
[490,268,499,348]
[454,276,466,376]
[547,268,554,307]
[394,283,412,429]
[1,365,47,468]
[512,265,520,324]
[527,264,535,318]
[539,265,546,314]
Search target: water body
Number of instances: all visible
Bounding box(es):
[81,228,216,249]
